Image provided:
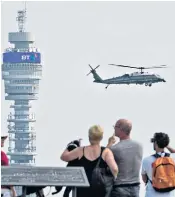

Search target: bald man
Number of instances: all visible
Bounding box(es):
[107,119,143,197]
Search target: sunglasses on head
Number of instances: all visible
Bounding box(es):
[151,138,156,143]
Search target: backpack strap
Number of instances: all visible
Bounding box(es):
[164,153,170,157]
[152,153,161,158]
[82,146,85,156]
[101,146,106,152]
[152,152,170,158]
[95,147,105,168]
[146,175,152,184]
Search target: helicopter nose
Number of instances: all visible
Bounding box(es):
[162,78,166,82]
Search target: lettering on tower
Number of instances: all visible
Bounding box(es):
[3,52,41,63]
[21,55,30,60]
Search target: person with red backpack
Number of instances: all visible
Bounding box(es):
[141,132,175,197]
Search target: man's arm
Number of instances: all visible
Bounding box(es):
[141,174,148,184]
[166,146,175,153]
[141,159,148,185]
[106,133,117,148]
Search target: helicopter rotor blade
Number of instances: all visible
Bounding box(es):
[108,64,167,70]
[87,64,94,76]
[88,64,93,70]
[86,72,91,76]
[108,64,139,69]
[141,65,167,69]
[94,65,100,70]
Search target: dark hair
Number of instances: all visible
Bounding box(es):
[152,132,170,148]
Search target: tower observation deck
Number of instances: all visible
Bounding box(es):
[2,6,42,165]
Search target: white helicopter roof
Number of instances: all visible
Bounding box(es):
[129,72,155,76]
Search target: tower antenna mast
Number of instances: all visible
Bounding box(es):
[16,1,27,32]
[24,1,26,12]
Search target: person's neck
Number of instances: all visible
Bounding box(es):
[90,143,100,147]
[156,148,164,153]
[120,136,130,141]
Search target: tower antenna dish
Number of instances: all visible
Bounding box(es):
[16,1,27,32]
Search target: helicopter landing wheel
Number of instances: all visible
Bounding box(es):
[105,85,110,89]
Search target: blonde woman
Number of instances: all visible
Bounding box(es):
[60,125,118,197]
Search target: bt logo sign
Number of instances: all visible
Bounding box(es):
[21,54,37,61]
[21,55,30,60]
[20,53,38,62]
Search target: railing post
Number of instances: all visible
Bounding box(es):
[72,187,77,197]
[22,186,27,197]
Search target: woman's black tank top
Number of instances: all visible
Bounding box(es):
[76,146,108,197]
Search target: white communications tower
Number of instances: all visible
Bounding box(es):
[2,4,42,167]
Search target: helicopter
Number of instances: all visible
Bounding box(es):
[87,64,167,89]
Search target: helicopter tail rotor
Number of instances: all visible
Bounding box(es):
[86,64,100,76]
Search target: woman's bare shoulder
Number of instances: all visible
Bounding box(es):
[102,147,113,156]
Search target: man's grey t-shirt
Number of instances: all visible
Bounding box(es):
[110,139,143,185]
